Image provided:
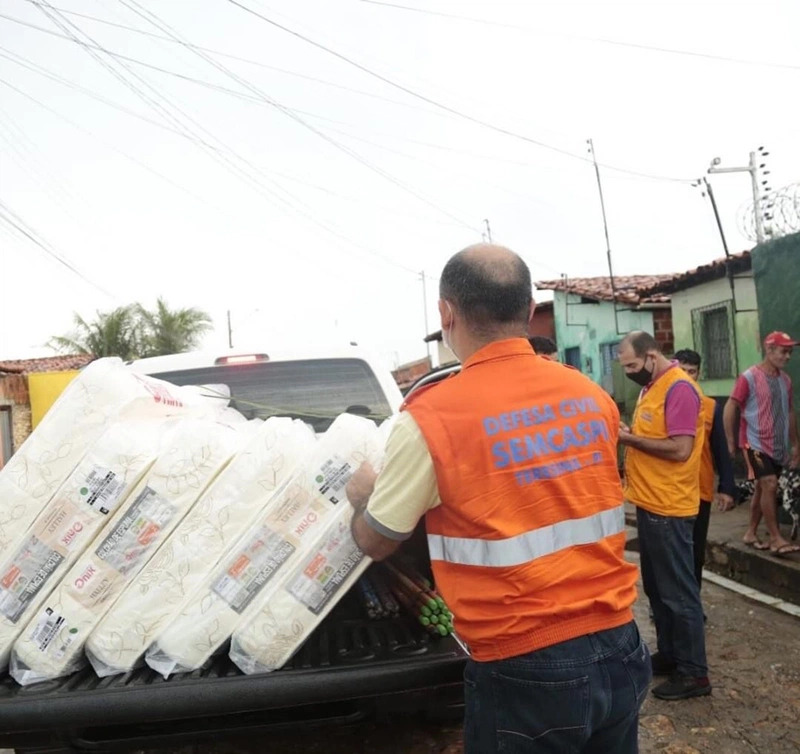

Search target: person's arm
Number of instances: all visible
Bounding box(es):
[618,380,699,462]
[711,402,736,509]
[348,413,440,561]
[789,393,799,467]
[723,399,740,457]
[725,375,749,456]
[618,432,695,462]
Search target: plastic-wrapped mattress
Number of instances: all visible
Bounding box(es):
[145,414,384,678]
[10,415,244,686]
[0,419,168,670]
[85,417,316,677]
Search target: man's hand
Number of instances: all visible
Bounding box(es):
[619,421,630,433]
[346,462,378,509]
[715,492,735,512]
[618,430,636,447]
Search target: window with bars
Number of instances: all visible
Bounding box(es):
[691,301,736,379]
[600,342,620,376]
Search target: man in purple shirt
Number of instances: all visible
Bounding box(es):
[619,331,708,700]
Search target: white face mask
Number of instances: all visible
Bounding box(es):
[442,302,458,361]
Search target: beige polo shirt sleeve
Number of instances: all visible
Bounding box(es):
[364,412,441,541]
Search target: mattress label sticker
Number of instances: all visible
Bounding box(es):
[80,467,126,516]
[286,520,365,616]
[29,606,76,658]
[95,486,176,577]
[0,536,65,624]
[211,526,296,614]
[314,455,353,505]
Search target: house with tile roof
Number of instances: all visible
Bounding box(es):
[0,354,95,467]
[535,275,674,399]
[636,251,757,398]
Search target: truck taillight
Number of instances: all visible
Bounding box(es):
[214,354,269,365]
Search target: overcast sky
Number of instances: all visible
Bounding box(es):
[1,0,798,369]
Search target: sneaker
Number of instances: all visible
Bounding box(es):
[652,675,712,701]
[650,652,677,677]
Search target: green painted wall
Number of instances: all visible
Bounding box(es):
[552,292,655,391]
[752,233,800,413]
[668,272,760,399]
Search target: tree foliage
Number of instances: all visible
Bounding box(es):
[49,298,213,360]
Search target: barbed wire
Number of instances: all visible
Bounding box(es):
[737,182,800,242]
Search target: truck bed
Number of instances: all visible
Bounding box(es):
[0,582,466,752]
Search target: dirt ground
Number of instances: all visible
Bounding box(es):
[135,553,800,754]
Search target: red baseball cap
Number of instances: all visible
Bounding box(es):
[764,331,799,347]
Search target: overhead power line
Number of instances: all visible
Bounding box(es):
[31,3,465,274]
[0,199,116,298]
[0,7,478,233]
[226,0,698,184]
[20,0,449,120]
[113,0,479,231]
[360,0,800,72]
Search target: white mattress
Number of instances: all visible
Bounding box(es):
[0,419,169,670]
[10,415,244,685]
[0,358,219,559]
[145,414,384,678]
[230,416,397,674]
[229,503,371,674]
[85,418,316,677]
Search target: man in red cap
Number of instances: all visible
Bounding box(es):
[724,332,800,557]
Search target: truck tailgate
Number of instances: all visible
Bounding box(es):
[0,615,466,735]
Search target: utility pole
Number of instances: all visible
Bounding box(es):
[698,177,740,374]
[587,139,622,335]
[420,271,430,359]
[226,310,233,349]
[707,148,771,244]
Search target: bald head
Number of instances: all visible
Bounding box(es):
[440,244,532,335]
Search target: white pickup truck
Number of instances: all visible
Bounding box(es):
[0,346,466,754]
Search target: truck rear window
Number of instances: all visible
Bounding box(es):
[151,358,392,433]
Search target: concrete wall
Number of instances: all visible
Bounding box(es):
[552,292,657,392]
[669,272,760,398]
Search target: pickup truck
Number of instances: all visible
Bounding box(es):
[0,348,466,754]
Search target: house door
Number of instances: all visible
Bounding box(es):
[0,407,12,470]
[564,347,582,371]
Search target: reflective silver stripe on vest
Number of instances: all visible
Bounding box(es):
[427,506,625,568]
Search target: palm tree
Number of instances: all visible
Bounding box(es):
[48,306,141,361]
[137,297,213,357]
[49,299,213,360]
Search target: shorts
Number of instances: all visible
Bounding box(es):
[744,448,783,480]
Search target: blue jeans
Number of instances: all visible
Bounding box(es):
[636,507,708,677]
[463,621,650,754]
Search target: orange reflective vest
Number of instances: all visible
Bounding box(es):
[404,339,638,662]
[699,395,717,503]
[624,366,705,517]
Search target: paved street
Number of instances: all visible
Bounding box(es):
[128,552,800,754]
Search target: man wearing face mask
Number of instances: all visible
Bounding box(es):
[618,331,709,701]
[346,245,649,754]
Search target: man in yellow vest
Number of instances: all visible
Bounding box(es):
[674,349,736,590]
[618,332,709,701]
[348,245,649,753]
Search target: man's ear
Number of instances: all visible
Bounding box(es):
[438,299,454,329]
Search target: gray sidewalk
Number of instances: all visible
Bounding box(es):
[625,502,800,605]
